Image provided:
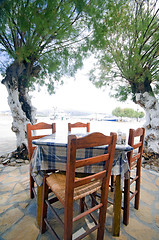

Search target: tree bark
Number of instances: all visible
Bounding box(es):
[1,61,37,158]
[136,92,159,154]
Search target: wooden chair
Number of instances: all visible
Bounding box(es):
[123,127,145,225]
[68,122,90,132]
[40,132,117,239]
[27,122,56,199]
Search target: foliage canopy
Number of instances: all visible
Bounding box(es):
[0,0,113,93]
[112,107,145,119]
[89,0,159,103]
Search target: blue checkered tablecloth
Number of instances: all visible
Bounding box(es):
[31,133,133,186]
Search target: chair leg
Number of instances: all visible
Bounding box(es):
[123,174,130,226]
[91,192,97,207]
[30,174,34,199]
[40,179,49,234]
[64,199,74,239]
[135,165,141,210]
[112,175,122,236]
[97,194,108,240]
[80,197,85,213]
[111,175,116,192]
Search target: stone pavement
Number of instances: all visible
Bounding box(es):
[0,164,159,240]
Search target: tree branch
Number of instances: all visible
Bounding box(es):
[31,0,70,50]
[141,40,159,61]
[43,27,89,50]
[151,68,159,78]
[2,31,14,52]
[25,0,30,8]
[139,25,159,54]
[143,8,159,39]
[0,35,13,55]
[10,17,26,46]
[146,49,159,68]
[0,60,7,69]
[40,31,92,56]
[10,28,18,50]
[39,3,83,52]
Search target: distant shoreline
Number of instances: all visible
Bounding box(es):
[0,115,145,156]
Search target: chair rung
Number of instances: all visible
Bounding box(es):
[73,203,103,222]
[74,224,100,240]
[48,188,52,193]
[95,193,101,198]
[90,193,99,206]
[48,196,59,204]
[130,176,139,185]
[83,198,98,225]
[131,163,137,169]
[109,184,115,190]
[44,218,60,240]
[129,190,138,201]
[89,195,100,224]
[108,199,114,205]
[95,192,114,205]
[46,200,64,227]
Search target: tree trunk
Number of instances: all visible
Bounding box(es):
[1,61,37,159]
[136,92,159,154]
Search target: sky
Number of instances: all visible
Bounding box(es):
[0,59,140,115]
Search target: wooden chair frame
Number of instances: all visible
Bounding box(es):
[68,122,90,132]
[123,127,145,225]
[27,122,56,199]
[41,132,117,240]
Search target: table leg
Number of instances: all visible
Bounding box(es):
[37,185,43,227]
[112,175,122,236]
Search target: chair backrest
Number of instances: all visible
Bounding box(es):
[65,132,117,217]
[68,122,90,132]
[127,127,145,170]
[27,122,56,161]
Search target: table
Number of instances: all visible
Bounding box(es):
[31,132,132,236]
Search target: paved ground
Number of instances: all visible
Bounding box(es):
[0,163,159,240]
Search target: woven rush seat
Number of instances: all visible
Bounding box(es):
[46,173,102,204]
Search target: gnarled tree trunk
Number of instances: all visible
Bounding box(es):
[2,61,37,158]
[136,92,159,154]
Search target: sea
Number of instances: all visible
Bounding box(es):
[0,115,145,156]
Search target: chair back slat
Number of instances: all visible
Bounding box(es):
[133,142,142,149]
[134,127,144,137]
[76,132,112,149]
[31,135,48,140]
[68,122,90,132]
[74,170,106,188]
[30,122,56,131]
[75,154,109,168]
[131,153,141,163]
